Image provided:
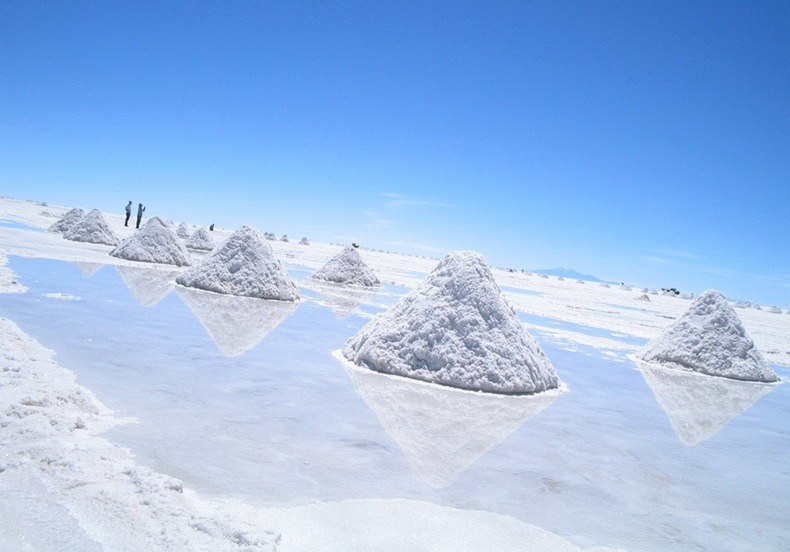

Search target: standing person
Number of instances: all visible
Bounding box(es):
[136,203,146,229]
[124,200,132,226]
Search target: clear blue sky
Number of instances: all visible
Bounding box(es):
[2,1,788,306]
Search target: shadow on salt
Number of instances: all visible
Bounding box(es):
[635,361,781,446]
[175,286,299,357]
[338,354,562,487]
[114,265,181,307]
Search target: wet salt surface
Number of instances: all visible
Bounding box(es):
[3,256,790,552]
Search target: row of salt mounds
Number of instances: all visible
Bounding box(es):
[176,225,299,301]
[312,245,379,287]
[636,290,779,383]
[63,209,119,246]
[185,227,215,251]
[48,207,85,232]
[110,217,192,266]
[343,250,560,395]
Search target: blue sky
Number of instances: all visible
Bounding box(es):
[2,1,789,306]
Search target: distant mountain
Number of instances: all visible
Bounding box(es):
[530,267,603,282]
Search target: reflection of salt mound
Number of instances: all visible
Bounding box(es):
[342,359,560,486]
[115,265,179,307]
[62,209,119,246]
[48,207,85,232]
[316,282,376,318]
[74,262,104,278]
[185,227,215,251]
[176,225,299,301]
[176,222,191,239]
[344,251,560,395]
[110,217,192,266]
[176,287,298,356]
[637,290,778,382]
[312,246,379,287]
[637,362,779,446]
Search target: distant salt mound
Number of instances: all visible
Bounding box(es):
[637,290,779,382]
[343,250,560,395]
[176,222,191,239]
[62,209,119,246]
[637,294,651,302]
[185,227,215,252]
[312,246,379,287]
[48,207,85,233]
[299,237,310,245]
[176,225,299,301]
[110,217,191,266]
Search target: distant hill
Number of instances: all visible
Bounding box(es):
[530,267,603,282]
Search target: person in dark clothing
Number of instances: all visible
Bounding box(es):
[209,223,214,231]
[136,203,146,229]
[124,200,132,226]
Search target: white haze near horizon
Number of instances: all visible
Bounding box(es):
[1,197,789,551]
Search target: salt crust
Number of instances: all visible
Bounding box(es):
[176,225,299,301]
[312,245,380,287]
[0,317,278,551]
[110,217,192,266]
[344,250,560,394]
[62,209,119,246]
[637,290,779,382]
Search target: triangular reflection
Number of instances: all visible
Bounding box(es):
[340,357,561,487]
[636,361,781,446]
[314,281,377,319]
[74,262,104,278]
[115,265,179,307]
[176,286,298,357]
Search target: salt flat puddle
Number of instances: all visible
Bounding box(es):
[3,256,789,552]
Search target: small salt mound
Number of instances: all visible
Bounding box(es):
[637,294,651,302]
[312,246,379,287]
[637,290,779,382]
[343,250,560,395]
[48,207,85,232]
[299,237,310,245]
[176,225,299,301]
[176,222,191,239]
[110,217,191,266]
[185,227,215,251]
[62,209,119,246]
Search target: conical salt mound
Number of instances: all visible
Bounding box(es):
[62,209,119,246]
[176,222,191,239]
[312,246,379,287]
[343,250,560,395]
[176,225,299,301]
[48,207,85,233]
[110,217,192,266]
[185,227,215,251]
[637,290,779,382]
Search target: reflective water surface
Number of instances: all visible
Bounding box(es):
[3,256,789,552]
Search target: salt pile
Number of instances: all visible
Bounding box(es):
[343,250,560,394]
[62,209,119,246]
[185,227,215,251]
[48,207,85,232]
[312,245,379,287]
[637,290,779,382]
[110,217,191,266]
[299,237,309,245]
[176,225,299,301]
[176,222,191,239]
